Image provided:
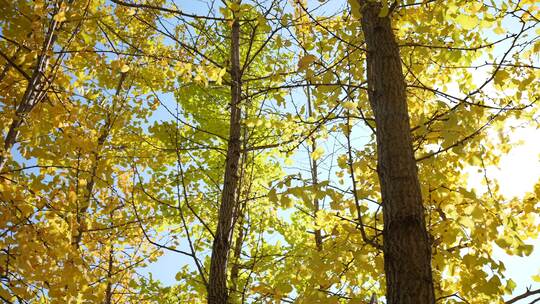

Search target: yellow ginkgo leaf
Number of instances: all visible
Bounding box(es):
[494,70,509,86]
[54,11,66,23]
[455,15,477,30]
[494,26,505,35]
[120,64,130,73]
[378,0,389,17]
[312,146,324,161]
[342,101,357,111]
[298,54,317,71]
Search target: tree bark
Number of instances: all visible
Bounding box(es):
[306,83,323,251]
[230,129,249,299]
[207,12,242,304]
[357,2,435,303]
[104,213,115,304]
[229,216,245,295]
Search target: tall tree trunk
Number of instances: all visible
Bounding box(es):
[104,212,115,304]
[73,73,125,249]
[229,216,245,295]
[306,83,322,251]
[357,2,435,303]
[230,130,250,299]
[207,11,242,304]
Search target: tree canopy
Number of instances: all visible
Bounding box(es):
[0,0,539,303]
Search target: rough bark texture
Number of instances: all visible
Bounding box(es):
[229,217,245,294]
[207,15,242,304]
[358,2,435,304]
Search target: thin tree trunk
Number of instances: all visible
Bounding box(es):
[73,73,125,248]
[207,10,242,304]
[357,2,435,303]
[0,10,61,172]
[104,212,115,304]
[306,84,322,251]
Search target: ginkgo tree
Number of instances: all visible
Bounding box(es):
[0,0,172,302]
[1,0,539,303]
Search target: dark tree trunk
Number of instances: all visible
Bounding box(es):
[229,217,245,295]
[207,12,242,304]
[104,222,114,304]
[357,2,435,303]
